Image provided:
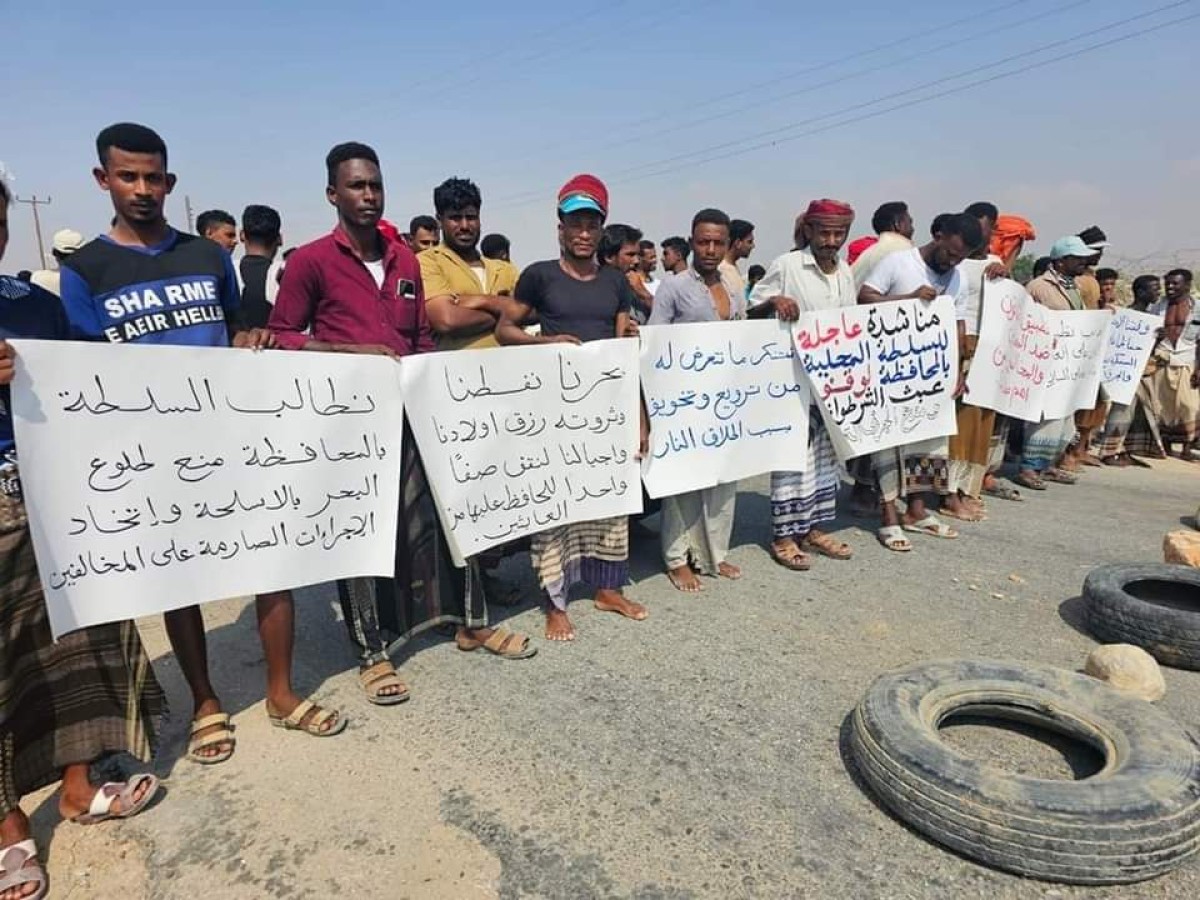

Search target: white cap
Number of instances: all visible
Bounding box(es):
[52,228,85,255]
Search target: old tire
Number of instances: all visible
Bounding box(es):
[1083,563,1200,670]
[849,658,1200,884]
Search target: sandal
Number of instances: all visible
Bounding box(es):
[901,515,958,539]
[0,840,46,900]
[769,541,811,570]
[71,774,160,824]
[1043,468,1078,485]
[940,505,987,523]
[359,661,410,705]
[982,482,1023,501]
[801,531,853,560]
[877,525,912,552]
[455,627,537,660]
[268,699,347,737]
[1014,472,1046,491]
[188,713,235,765]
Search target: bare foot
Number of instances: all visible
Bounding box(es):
[190,698,233,761]
[717,561,742,580]
[667,564,702,593]
[594,589,648,621]
[544,609,576,641]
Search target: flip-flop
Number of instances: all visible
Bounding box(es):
[666,569,704,592]
[188,713,235,765]
[1043,468,1078,485]
[769,542,812,570]
[455,627,538,659]
[268,699,348,736]
[1014,472,1047,491]
[902,515,958,539]
[0,840,46,900]
[877,525,912,552]
[71,774,160,824]
[359,661,410,706]
[940,506,987,523]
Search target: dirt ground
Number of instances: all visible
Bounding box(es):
[24,457,1200,899]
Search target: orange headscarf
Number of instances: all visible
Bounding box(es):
[989,215,1036,268]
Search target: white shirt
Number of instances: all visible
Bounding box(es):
[863,247,966,309]
[644,276,659,297]
[956,254,1002,336]
[851,231,914,289]
[718,260,746,301]
[748,249,855,313]
[471,264,487,291]
[364,258,386,289]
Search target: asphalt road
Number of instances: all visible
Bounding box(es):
[26,457,1200,899]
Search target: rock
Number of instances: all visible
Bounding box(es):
[1008,573,1026,584]
[991,593,1004,600]
[1164,529,1200,567]
[1084,644,1166,702]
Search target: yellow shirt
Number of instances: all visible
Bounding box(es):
[418,244,519,350]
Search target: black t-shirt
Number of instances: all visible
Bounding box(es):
[238,254,273,329]
[515,260,632,343]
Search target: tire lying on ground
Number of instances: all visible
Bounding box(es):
[849,658,1200,885]
[1083,563,1200,670]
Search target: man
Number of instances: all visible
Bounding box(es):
[746,264,765,296]
[196,209,237,253]
[647,208,745,591]
[1068,225,1112,467]
[408,214,439,252]
[945,202,1008,518]
[719,218,754,300]
[237,204,283,329]
[1145,269,1200,461]
[749,199,857,569]
[1016,235,1096,489]
[600,223,650,322]
[495,173,647,642]
[638,239,660,294]
[480,232,510,262]
[1097,274,1165,465]
[30,228,85,296]
[851,201,915,289]
[59,123,340,765]
[661,236,689,275]
[1096,268,1119,309]
[859,212,982,551]
[270,144,532,701]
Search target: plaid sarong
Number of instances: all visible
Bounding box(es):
[0,508,165,815]
[532,517,629,610]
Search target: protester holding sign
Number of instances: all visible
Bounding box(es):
[496,174,648,642]
[857,213,981,551]
[1017,236,1095,490]
[749,199,857,571]
[272,143,535,703]
[57,123,340,764]
[647,207,745,592]
[0,176,165,900]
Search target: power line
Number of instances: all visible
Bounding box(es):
[491,1,1195,208]
[504,0,1044,170]
[610,7,1200,188]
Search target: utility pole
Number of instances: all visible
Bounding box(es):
[184,194,195,232]
[16,195,51,268]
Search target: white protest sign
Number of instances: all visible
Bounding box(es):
[965,279,1054,422]
[794,297,959,460]
[10,340,405,637]
[1041,310,1111,420]
[400,339,642,561]
[1101,308,1161,405]
[639,320,809,499]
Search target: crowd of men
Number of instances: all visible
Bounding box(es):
[0,120,1196,898]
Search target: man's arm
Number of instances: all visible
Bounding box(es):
[627,270,653,310]
[858,282,934,304]
[495,298,577,346]
[746,258,799,320]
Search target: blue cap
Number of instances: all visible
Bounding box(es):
[558,193,605,215]
[1049,235,1095,260]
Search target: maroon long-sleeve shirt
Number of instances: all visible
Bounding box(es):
[269,226,435,355]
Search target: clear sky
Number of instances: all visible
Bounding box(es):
[4,0,1199,274]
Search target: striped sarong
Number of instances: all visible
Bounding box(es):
[0,503,164,816]
[948,402,995,499]
[339,428,486,666]
[532,517,629,610]
[1093,401,1135,458]
[771,414,840,540]
[1150,364,1200,447]
[1021,416,1076,471]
